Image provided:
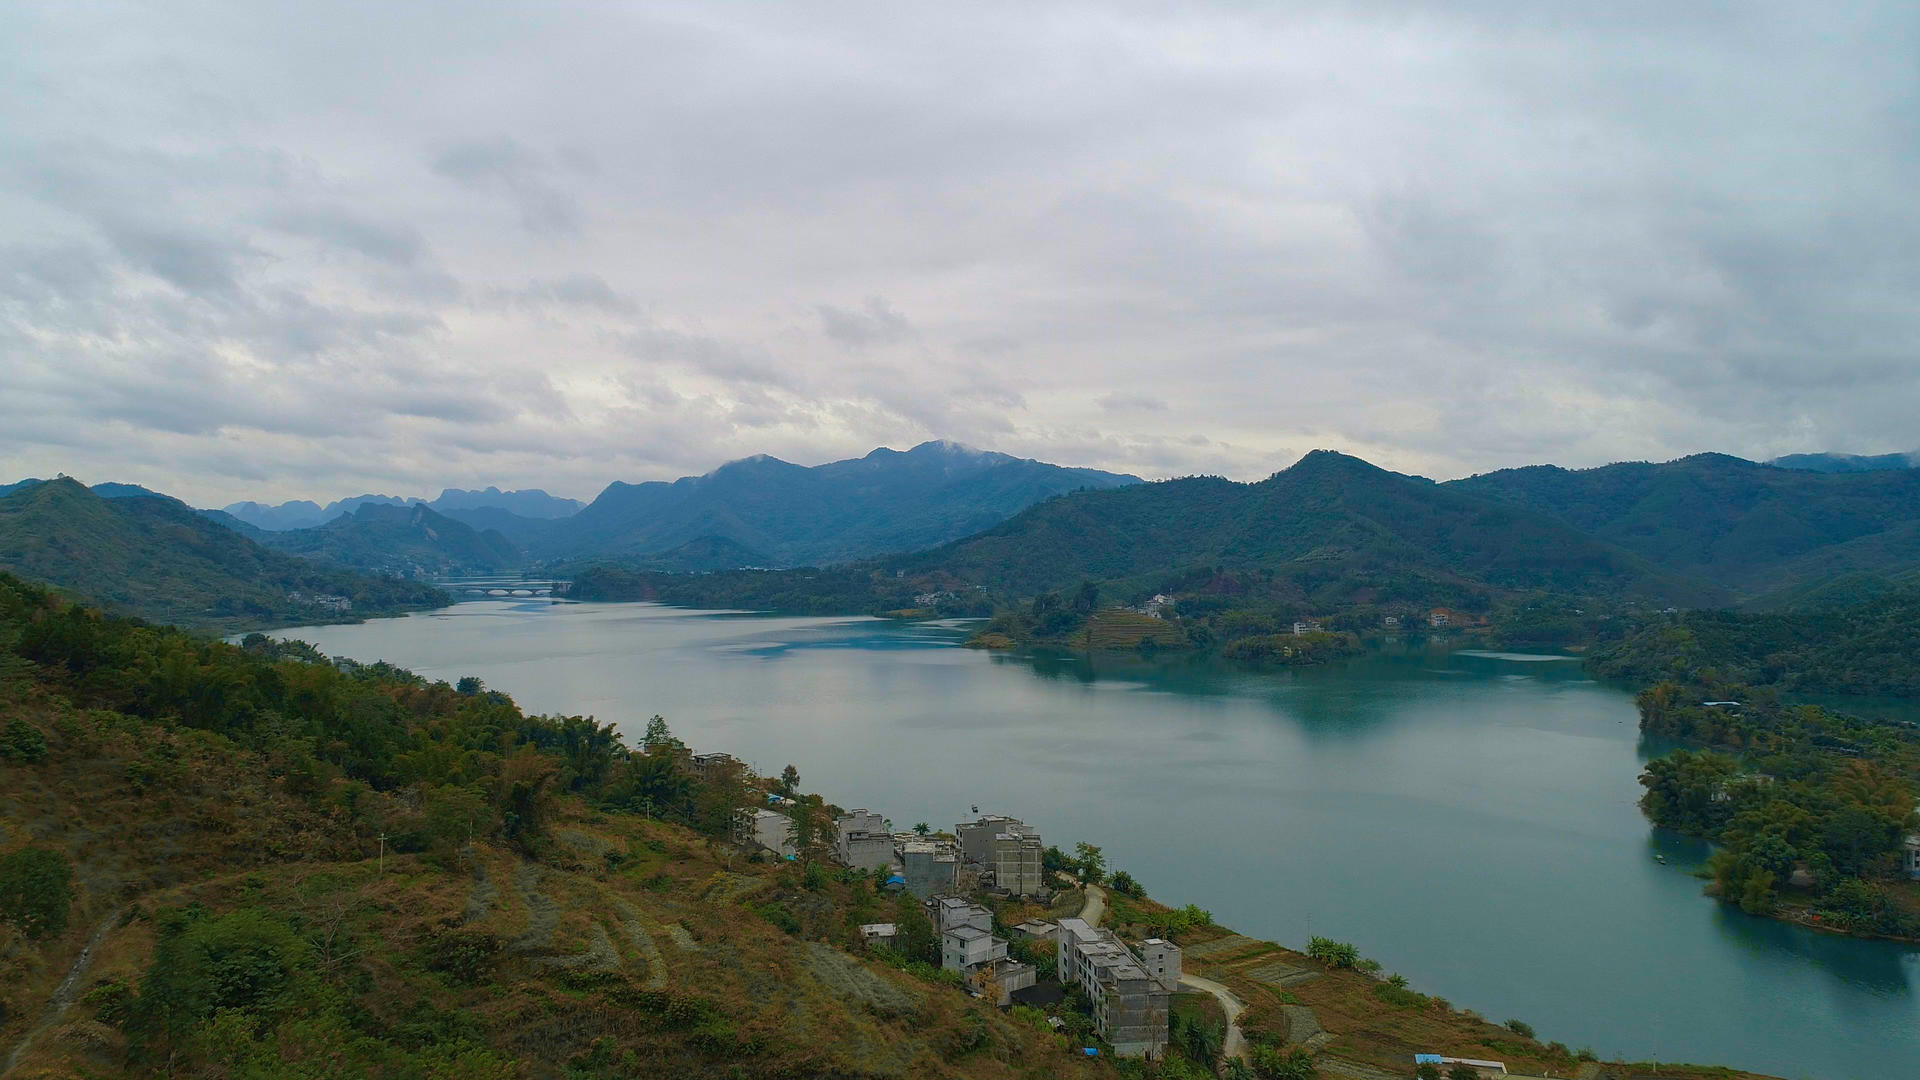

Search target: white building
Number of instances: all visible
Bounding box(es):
[732,808,796,858]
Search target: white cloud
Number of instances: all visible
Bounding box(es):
[1,1,1917,506]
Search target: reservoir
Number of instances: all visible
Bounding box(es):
[276,599,1916,1080]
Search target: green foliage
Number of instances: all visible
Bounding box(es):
[0,846,72,939]
[0,716,47,761]
[1589,592,1920,697]
[255,501,521,576]
[1222,631,1360,667]
[1305,936,1359,968]
[0,479,447,631]
[1073,842,1105,885]
[1416,1065,1443,1080]
[129,905,311,1056]
[1505,1018,1535,1038]
[1448,1066,1483,1080]
[1108,870,1144,898]
[1251,1043,1317,1079]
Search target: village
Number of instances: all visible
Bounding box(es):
[730,793,1184,1058]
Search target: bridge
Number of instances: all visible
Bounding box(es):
[438,577,572,599]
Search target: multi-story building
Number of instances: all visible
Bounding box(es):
[834,809,894,872]
[956,814,1031,865]
[1137,938,1182,993]
[901,840,957,898]
[732,807,796,858]
[992,831,1045,897]
[1056,918,1170,1057]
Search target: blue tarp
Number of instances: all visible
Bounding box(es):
[1082,1048,1099,1057]
[1414,1054,1443,1064]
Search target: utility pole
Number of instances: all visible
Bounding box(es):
[378,832,387,875]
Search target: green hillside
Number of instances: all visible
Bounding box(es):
[0,479,446,631]
[888,450,1721,611]
[1447,454,1920,601]
[259,502,523,576]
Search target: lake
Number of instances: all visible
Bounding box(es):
[274,599,1915,1080]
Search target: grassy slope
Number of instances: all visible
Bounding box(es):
[1447,455,1920,600]
[0,698,1098,1080]
[0,479,445,631]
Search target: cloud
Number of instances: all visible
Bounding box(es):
[431,137,582,234]
[2,1,1918,506]
[817,297,913,349]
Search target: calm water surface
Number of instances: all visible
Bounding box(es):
[277,600,1917,1080]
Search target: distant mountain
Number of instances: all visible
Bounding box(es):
[1767,451,1917,473]
[1446,454,1920,601]
[221,494,413,531]
[0,478,446,629]
[549,441,1140,566]
[431,486,582,519]
[256,503,522,576]
[222,487,581,531]
[884,450,1719,608]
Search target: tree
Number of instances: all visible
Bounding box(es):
[454,676,485,696]
[1504,1018,1534,1038]
[0,846,72,939]
[787,795,827,865]
[893,891,938,964]
[1073,842,1105,885]
[1250,1044,1316,1079]
[913,822,931,836]
[1448,1066,1482,1080]
[641,715,684,755]
[1306,936,1359,969]
[779,763,800,797]
[0,717,48,762]
[1415,1066,1443,1080]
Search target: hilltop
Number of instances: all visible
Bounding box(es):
[0,480,445,631]
[1447,454,1920,602]
[255,502,523,577]
[548,441,1139,567]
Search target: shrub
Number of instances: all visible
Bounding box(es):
[0,846,72,939]
[0,718,47,762]
[82,978,134,1026]
[1305,936,1358,969]
[1505,1018,1535,1039]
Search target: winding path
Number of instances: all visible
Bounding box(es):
[1178,971,1250,1066]
[1080,882,1107,927]
[2,907,124,1078]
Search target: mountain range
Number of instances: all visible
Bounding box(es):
[0,479,446,629]
[222,486,584,531]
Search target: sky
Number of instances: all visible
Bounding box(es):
[4,1,1918,507]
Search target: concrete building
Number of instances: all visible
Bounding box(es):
[1904,834,1920,880]
[941,925,1008,973]
[859,923,898,949]
[901,840,957,898]
[956,814,1031,865]
[993,831,1046,897]
[732,807,796,858]
[835,809,895,872]
[1011,920,1058,943]
[687,751,739,779]
[1056,918,1170,1058]
[1137,938,1182,993]
[934,897,993,935]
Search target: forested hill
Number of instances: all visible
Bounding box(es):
[1588,589,1920,698]
[255,502,522,577]
[881,450,1721,610]
[1446,454,1920,602]
[0,479,446,631]
[547,441,1138,566]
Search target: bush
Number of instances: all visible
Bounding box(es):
[0,717,47,762]
[1505,1018,1535,1039]
[1305,936,1358,968]
[1251,1044,1316,1079]
[0,846,72,939]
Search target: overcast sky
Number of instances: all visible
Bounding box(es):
[4,2,1917,505]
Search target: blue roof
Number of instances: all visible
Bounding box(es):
[1082,1048,1099,1057]
[1414,1054,1443,1064]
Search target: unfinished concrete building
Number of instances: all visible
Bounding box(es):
[901,840,957,898]
[1056,918,1170,1057]
[732,807,796,858]
[833,809,894,872]
[992,831,1045,897]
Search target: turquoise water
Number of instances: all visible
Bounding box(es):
[276,600,1917,1079]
